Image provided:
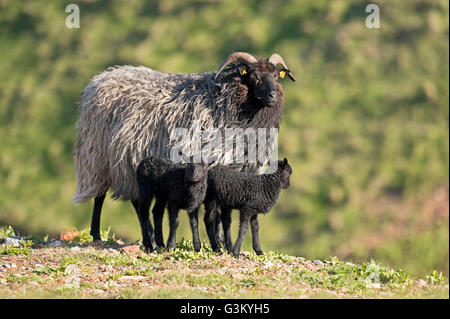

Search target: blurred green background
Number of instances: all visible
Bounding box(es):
[0,0,448,277]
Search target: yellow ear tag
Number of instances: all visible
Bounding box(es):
[279,71,286,79]
[241,69,247,75]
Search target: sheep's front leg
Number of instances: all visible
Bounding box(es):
[166,205,179,250]
[188,208,201,252]
[232,212,251,258]
[250,214,264,255]
[152,199,166,248]
[220,207,234,253]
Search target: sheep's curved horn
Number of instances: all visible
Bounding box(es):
[215,52,258,79]
[268,53,296,82]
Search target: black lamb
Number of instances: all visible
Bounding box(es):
[199,158,292,257]
[136,156,208,252]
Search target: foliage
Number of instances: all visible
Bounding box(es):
[0,235,448,299]
[0,0,448,277]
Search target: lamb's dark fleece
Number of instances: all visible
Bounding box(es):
[201,158,292,257]
[136,156,208,251]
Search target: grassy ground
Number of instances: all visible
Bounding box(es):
[0,227,448,299]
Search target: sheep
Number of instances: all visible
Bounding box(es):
[72,52,295,243]
[195,158,292,258]
[136,156,208,251]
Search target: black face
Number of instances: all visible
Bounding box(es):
[184,163,208,183]
[240,62,281,108]
[278,158,292,189]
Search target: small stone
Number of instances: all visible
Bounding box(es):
[368,282,381,289]
[416,279,428,288]
[48,240,63,247]
[70,246,81,252]
[60,230,79,241]
[10,263,17,268]
[5,237,21,247]
[119,244,140,254]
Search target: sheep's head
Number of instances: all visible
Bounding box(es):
[215,52,295,108]
[184,163,209,183]
[277,157,292,189]
[184,163,209,211]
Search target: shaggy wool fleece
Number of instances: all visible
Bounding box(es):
[73,61,284,203]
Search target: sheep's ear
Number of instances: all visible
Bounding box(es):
[239,66,248,76]
[279,68,295,82]
[282,158,288,167]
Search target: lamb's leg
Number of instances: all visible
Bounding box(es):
[232,212,251,258]
[152,199,166,248]
[250,214,264,255]
[215,213,225,248]
[132,199,155,246]
[204,201,220,252]
[166,205,179,250]
[90,194,106,241]
[220,207,233,253]
[188,208,201,252]
[136,199,155,252]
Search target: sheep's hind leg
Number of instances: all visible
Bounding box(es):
[204,202,220,253]
[250,214,264,255]
[132,199,155,247]
[135,199,155,252]
[220,207,234,253]
[188,208,201,252]
[166,205,179,250]
[151,199,166,249]
[215,214,225,248]
[90,194,106,241]
[232,212,251,258]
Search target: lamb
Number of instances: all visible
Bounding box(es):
[72,52,295,244]
[136,156,208,252]
[198,158,292,258]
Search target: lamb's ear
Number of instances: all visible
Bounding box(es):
[282,158,288,167]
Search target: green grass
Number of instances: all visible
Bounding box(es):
[0,229,448,299]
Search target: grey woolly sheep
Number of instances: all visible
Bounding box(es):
[72,52,295,242]
[197,158,292,258]
[136,156,208,251]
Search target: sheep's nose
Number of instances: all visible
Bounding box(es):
[268,91,276,99]
[265,91,277,106]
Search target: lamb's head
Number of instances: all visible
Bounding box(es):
[215,52,295,108]
[277,157,292,189]
[183,163,209,211]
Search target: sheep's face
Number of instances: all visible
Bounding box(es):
[278,158,292,189]
[239,61,282,108]
[184,164,208,183]
[184,164,209,211]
